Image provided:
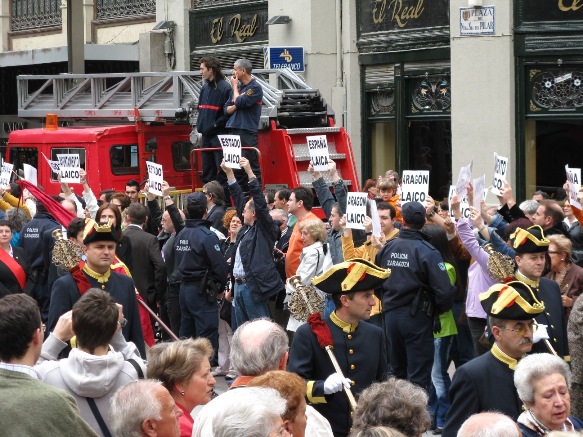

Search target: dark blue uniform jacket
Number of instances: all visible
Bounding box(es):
[174,219,228,288]
[375,227,455,313]
[225,77,263,133]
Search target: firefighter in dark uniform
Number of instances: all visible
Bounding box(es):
[197,56,232,193]
[287,259,390,437]
[509,225,570,360]
[443,281,546,437]
[375,201,456,391]
[174,191,228,355]
[224,58,263,189]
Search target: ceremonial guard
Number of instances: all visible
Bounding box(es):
[443,281,545,437]
[48,219,145,357]
[287,259,390,437]
[509,225,569,360]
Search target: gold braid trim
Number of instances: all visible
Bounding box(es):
[82,264,111,284]
[330,311,358,334]
[491,343,519,370]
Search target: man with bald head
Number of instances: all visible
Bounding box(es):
[229,318,290,387]
[227,318,334,436]
[457,412,520,437]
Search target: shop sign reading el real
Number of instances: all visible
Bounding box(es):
[459,6,495,36]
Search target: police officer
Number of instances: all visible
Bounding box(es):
[174,192,228,354]
[375,201,456,391]
[21,201,60,323]
[224,58,263,190]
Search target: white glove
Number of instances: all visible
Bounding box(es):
[533,324,549,343]
[323,373,351,395]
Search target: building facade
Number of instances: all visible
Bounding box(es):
[2,0,583,199]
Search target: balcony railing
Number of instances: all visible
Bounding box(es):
[95,0,156,20]
[11,0,62,32]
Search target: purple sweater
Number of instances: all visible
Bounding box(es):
[455,218,496,319]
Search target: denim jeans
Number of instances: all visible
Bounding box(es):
[179,282,219,354]
[429,336,454,428]
[234,282,271,325]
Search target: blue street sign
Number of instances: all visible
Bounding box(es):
[264,46,305,72]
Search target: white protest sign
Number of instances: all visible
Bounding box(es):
[566,165,582,210]
[369,199,382,237]
[455,162,473,197]
[400,170,429,205]
[218,135,242,169]
[56,154,81,183]
[42,152,61,174]
[23,164,37,187]
[306,135,330,172]
[0,162,13,187]
[448,185,470,219]
[473,175,486,209]
[146,161,164,196]
[491,152,509,196]
[345,193,368,230]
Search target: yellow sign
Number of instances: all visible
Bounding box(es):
[210,14,259,44]
[558,0,583,11]
[372,0,425,28]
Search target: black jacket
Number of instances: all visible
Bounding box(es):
[443,347,522,437]
[207,204,227,236]
[231,178,282,302]
[196,77,232,142]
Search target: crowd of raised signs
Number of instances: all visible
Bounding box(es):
[0,153,583,437]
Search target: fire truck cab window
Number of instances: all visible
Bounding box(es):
[110,145,139,175]
[50,148,86,182]
[8,147,38,177]
[172,141,194,172]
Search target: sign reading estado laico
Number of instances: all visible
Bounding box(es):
[264,46,305,72]
[460,6,495,35]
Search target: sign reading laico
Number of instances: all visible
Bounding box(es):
[190,6,268,48]
[264,47,305,72]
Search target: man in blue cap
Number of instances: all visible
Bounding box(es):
[174,191,228,354]
[375,201,456,391]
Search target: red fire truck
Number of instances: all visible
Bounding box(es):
[6,70,360,209]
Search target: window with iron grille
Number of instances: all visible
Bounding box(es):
[95,0,155,21]
[11,0,62,31]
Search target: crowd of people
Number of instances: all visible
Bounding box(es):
[1,54,583,437]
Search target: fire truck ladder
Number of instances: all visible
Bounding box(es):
[16,69,334,128]
[17,69,359,192]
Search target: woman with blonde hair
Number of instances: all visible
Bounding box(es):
[286,218,332,331]
[147,338,216,436]
[544,234,583,319]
